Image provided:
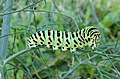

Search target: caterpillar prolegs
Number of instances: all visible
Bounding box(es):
[27,26,101,52]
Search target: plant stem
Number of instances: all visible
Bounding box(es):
[61,54,99,79]
[0,0,13,79]
[0,60,4,79]
[4,48,30,65]
[0,0,13,61]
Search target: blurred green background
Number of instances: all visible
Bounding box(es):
[0,0,120,79]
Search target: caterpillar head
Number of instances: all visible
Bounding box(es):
[90,30,101,50]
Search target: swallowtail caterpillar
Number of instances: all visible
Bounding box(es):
[27,26,100,52]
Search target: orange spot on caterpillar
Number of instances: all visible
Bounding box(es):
[80,40,84,44]
[58,36,60,38]
[40,36,42,38]
[57,42,61,45]
[66,44,69,47]
[66,32,68,34]
[82,40,84,42]
[80,34,82,36]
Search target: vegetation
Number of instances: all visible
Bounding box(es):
[0,0,120,79]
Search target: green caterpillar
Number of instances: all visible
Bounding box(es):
[27,26,100,52]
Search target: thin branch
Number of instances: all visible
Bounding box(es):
[0,8,79,31]
[4,48,30,65]
[61,54,99,79]
[0,0,45,16]
[25,10,79,30]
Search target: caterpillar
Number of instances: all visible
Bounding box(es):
[27,26,100,52]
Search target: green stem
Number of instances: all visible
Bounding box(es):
[61,54,99,79]
[4,48,30,66]
[0,0,13,78]
[0,60,4,79]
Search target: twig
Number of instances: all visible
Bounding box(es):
[0,0,45,16]
[61,54,99,79]
[4,48,30,65]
